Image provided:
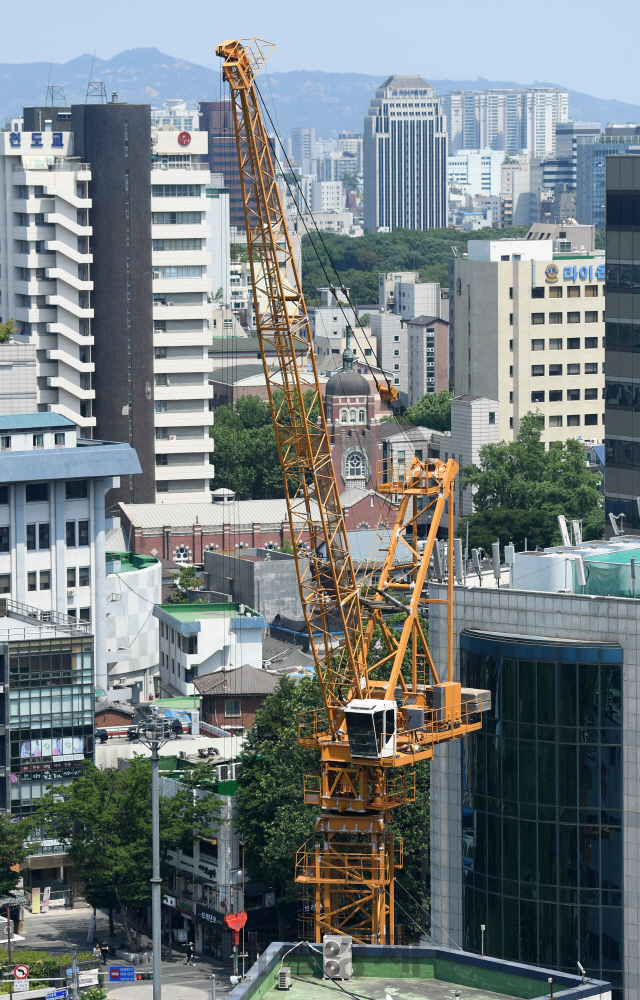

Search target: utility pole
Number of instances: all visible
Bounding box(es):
[71,943,78,1000]
[138,721,171,1000]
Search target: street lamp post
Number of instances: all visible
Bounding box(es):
[138,720,171,1000]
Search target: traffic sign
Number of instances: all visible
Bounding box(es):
[47,990,68,999]
[109,967,135,982]
[14,965,29,980]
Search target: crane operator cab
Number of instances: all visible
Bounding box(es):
[343,700,396,760]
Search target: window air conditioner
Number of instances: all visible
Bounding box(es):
[153,271,160,279]
[67,589,75,598]
[166,301,175,306]
[169,435,177,441]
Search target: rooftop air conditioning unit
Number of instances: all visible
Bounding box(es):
[218,763,236,781]
[322,934,352,980]
[278,969,291,990]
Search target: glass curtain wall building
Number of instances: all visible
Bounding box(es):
[460,630,622,997]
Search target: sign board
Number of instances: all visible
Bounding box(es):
[78,971,99,987]
[41,887,50,913]
[14,981,29,992]
[163,895,176,908]
[14,966,29,980]
[47,990,68,999]
[87,914,96,943]
[109,967,135,982]
[31,888,40,914]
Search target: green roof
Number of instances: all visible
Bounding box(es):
[106,551,159,573]
[156,601,259,621]
[153,697,201,708]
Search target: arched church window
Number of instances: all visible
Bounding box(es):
[358,409,365,422]
[350,409,356,423]
[346,451,365,478]
[340,409,348,423]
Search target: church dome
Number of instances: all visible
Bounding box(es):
[325,370,370,396]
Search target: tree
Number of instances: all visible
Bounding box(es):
[166,564,203,603]
[456,508,559,558]
[405,390,453,432]
[458,412,604,546]
[0,319,15,345]
[37,760,220,952]
[357,313,370,328]
[0,814,35,896]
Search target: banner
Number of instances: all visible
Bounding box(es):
[87,914,96,942]
[41,887,50,913]
[78,971,99,987]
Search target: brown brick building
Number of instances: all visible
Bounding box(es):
[194,664,279,729]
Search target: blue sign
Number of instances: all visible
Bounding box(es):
[52,133,63,147]
[563,264,605,282]
[9,133,20,147]
[47,989,68,999]
[109,967,135,982]
[31,133,43,147]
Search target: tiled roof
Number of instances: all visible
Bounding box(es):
[194,663,280,696]
[120,498,320,530]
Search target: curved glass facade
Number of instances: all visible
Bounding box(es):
[460,630,623,998]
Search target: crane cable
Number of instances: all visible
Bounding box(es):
[253,82,394,400]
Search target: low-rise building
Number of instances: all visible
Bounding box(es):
[194,662,279,730]
[153,600,267,697]
[204,547,302,621]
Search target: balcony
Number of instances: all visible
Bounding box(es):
[45,296,93,319]
[47,376,95,400]
[46,322,94,347]
[45,268,93,291]
[45,213,91,237]
[151,162,209,171]
[45,241,93,264]
[46,351,94,373]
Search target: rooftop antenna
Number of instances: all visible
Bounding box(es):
[46,84,67,106]
[85,51,107,104]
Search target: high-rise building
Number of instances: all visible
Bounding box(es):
[450,232,605,445]
[150,128,214,503]
[199,100,246,230]
[448,149,505,197]
[363,75,447,232]
[442,88,568,157]
[577,131,640,228]
[603,154,640,533]
[71,101,155,507]
[291,126,315,175]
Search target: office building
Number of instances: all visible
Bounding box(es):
[427,533,640,1000]
[0,128,95,429]
[604,155,640,532]
[406,315,449,404]
[363,75,447,232]
[151,127,214,503]
[577,132,640,228]
[316,150,359,183]
[71,100,155,506]
[291,127,315,175]
[0,410,140,693]
[150,100,197,131]
[450,232,605,445]
[442,88,568,157]
[1,600,94,820]
[199,100,246,230]
[448,149,505,197]
[338,131,363,172]
[310,181,343,213]
[555,121,601,160]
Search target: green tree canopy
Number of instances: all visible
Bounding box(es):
[0,814,35,897]
[458,412,604,548]
[166,564,203,603]
[0,319,16,345]
[37,760,220,952]
[404,390,453,432]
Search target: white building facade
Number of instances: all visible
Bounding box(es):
[442,88,568,157]
[364,75,448,232]
[151,129,214,503]
[448,149,505,196]
[0,130,95,430]
[105,551,161,701]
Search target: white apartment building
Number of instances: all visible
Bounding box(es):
[451,235,605,445]
[0,130,95,430]
[370,313,406,398]
[205,172,230,304]
[151,100,198,131]
[442,88,568,157]
[151,129,214,503]
[0,410,141,690]
[310,181,343,213]
[364,75,447,232]
[309,287,358,358]
[448,149,504,196]
[338,132,363,173]
[395,279,442,319]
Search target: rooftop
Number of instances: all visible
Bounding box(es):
[120,497,321,529]
[193,663,280,696]
[0,412,73,431]
[105,551,159,574]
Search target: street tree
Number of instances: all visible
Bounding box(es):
[38,759,220,953]
[0,814,35,896]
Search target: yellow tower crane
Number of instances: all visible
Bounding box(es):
[216,37,490,945]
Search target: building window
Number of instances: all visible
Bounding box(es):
[1,436,10,450]
[65,480,88,500]
[340,409,348,423]
[488,412,495,424]
[358,410,365,422]
[79,567,90,587]
[27,572,36,592]
[38,523,50,549]
[531,339,544,351]
[585,337,598,349]
[548,312,562,324]
[66,521,76,547]
[585,311,598,323]
[549,338,562,349]
[567,389,580,401]
[78,520,89,546]
[549,415,563,427]
[531,287,544,299]
[509,417,513,428]
[531,313,545,325]
[26,483,48,502]
[225,699,241,717]
[509,366,513,377]
[0,575,10,594]
[585,362,598,374]
[549,389,563,401]
[584,414,598,426]
[567,364,580,375]
[549,364,562,376]
[585,285,598,297]
[32,434,43,448]
[531,391,545,403]
[567,414,580,426]
[26,524,36,550]
[67,567,76,587]
[531,365,544,377]
[156,455,168,466]
[39,570,50,590]
[346,451,366,480]
[549,286,562,298]
[585,387,598,400]
[54,432,65,446]
[509,340,513,351]
[155,374,168,386]
[394,350,399,356]
[509,314,513,325]
[567,338,580,350]
[567,312,580,323]
[79,607,91,622]
[567,286,580,298]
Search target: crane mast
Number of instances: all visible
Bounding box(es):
[217,38,490,944]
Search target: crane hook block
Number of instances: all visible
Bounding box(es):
[378,384,399,403]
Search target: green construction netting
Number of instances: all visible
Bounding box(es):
[573,550,640,597]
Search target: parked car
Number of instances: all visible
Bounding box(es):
[95,728,108,745]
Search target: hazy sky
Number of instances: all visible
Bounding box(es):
[5,0,640,104]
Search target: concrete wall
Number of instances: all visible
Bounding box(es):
[204,548,302,621]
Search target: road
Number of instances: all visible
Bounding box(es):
[15,905,237,999]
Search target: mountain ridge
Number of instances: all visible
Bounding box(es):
[1,48,639,138]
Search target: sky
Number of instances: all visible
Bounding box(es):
[3,0,640,104]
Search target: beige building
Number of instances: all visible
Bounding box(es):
[451,235,605,446]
